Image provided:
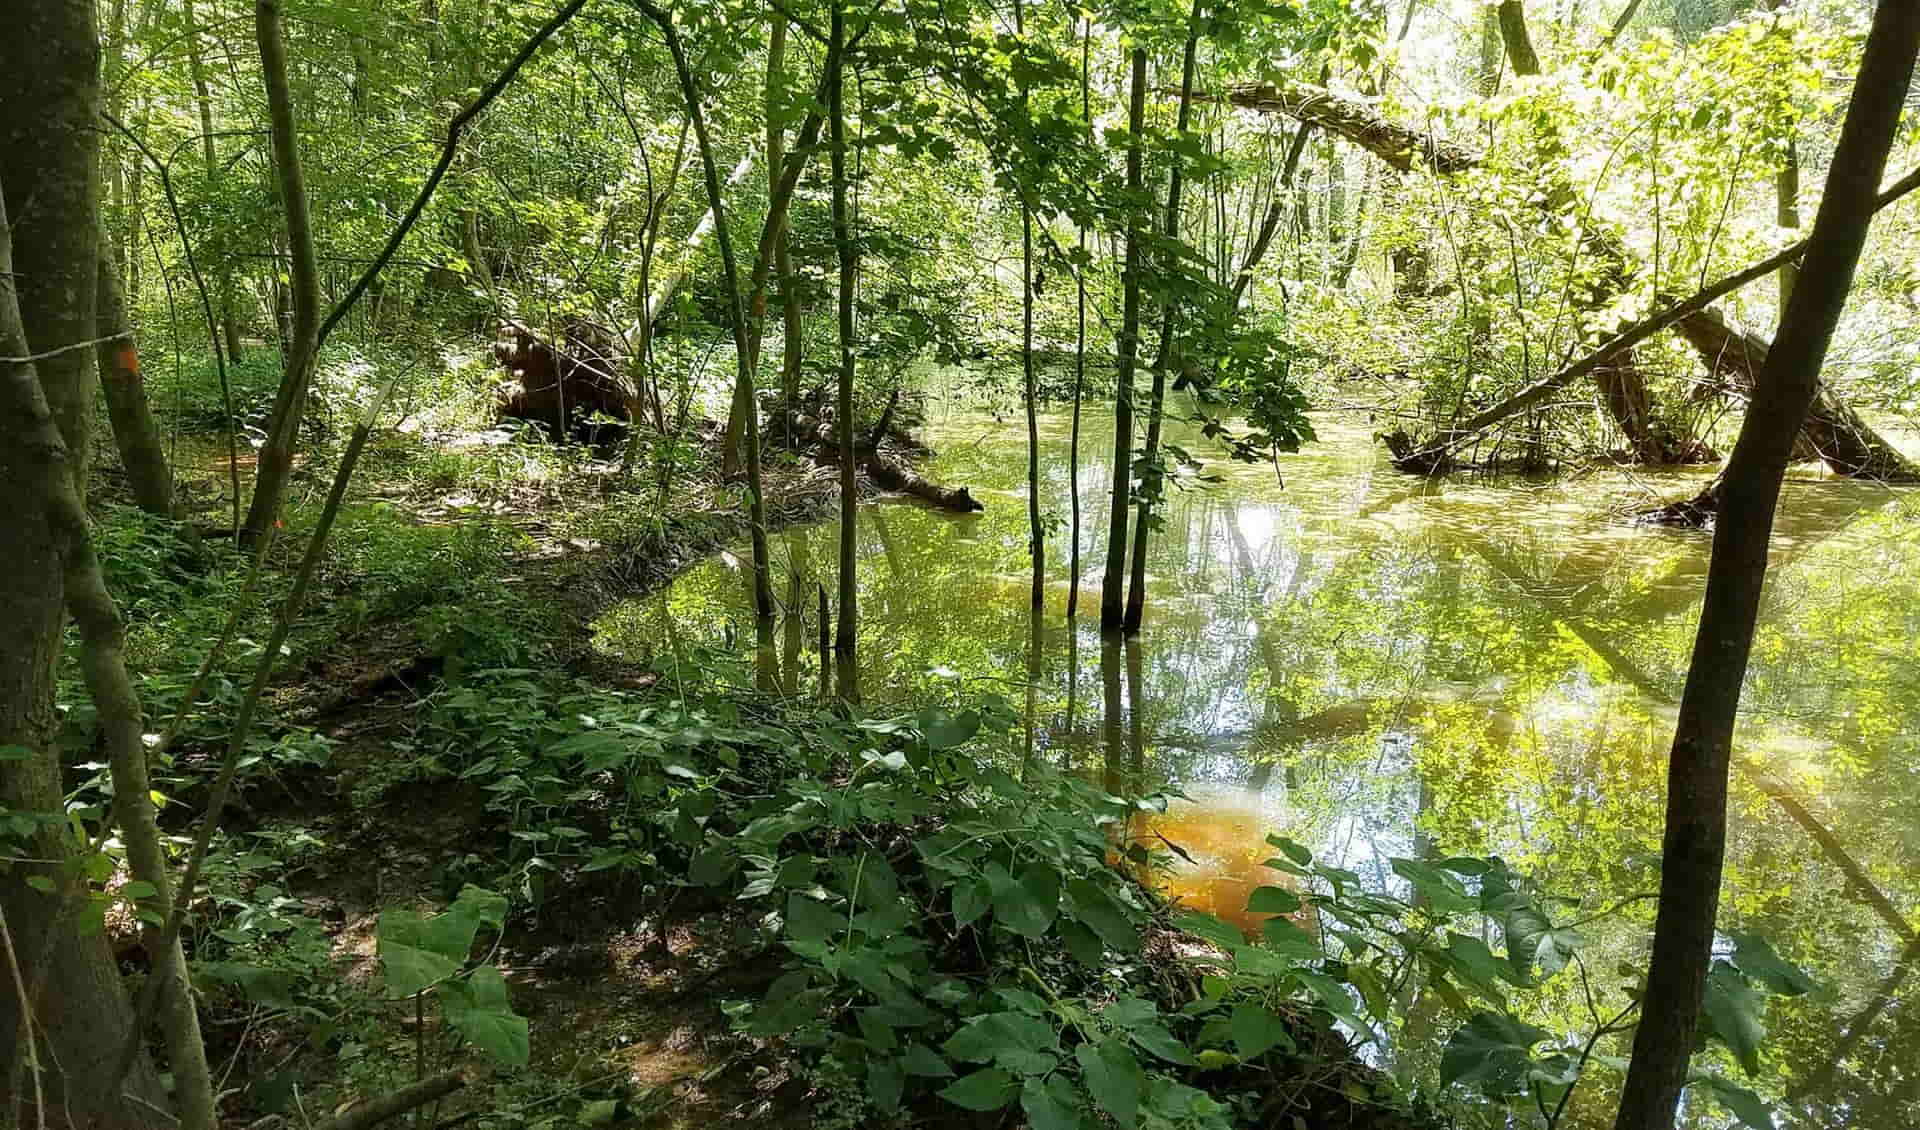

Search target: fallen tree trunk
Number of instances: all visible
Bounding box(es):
[1210,80,1920,479]
[784,407,981,512]
[865,453,983,512]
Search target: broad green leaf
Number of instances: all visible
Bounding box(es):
[376,910,463,997]
[1696,1074,1775,1129]
[450,885,508,931]
[1265,834,1312,865]
[989,861,1059,939]
[1730,933,1815,997]
[1391,858,1476,915]
[1440,1011,1550,1095]
[939,1067,1016,1112]
[867,1056,904,1111]
[1075,1039,1143,1130]
[1065,878,1140,952]
[1702,963,1767,1075]
[1021,1074,1082,1130]
[1246,886,1303,915]
[1057,918,1106,966]
[1261,916,1322,960]
[1229,1003,1292,1059]
[919,707,981,751]
[943,1011,1058,1067]
[784,892,840,945]
[952,877,991,927]
[1295,971,1371,1037]
[900,1042,954,1078]
[1446,932,1516,1003]
[1130,1023,1197,1065]
[440,966,528,1066]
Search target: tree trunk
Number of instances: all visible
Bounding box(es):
[1613,7,1920,1127]
[0,35,172,1120]
[1496,1,1541,76]
[96,246,177,516]
[1101,47,1149,632]
[1124,0,1204,634]
[1014,0,1043,609]
[769,14,804,427]
[828,2,859,701]
[1067,17,1091,620]
[242,0,324,544]
[634,0,775,620]
[183,0,245,363]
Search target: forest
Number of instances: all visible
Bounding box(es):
[2,0,1917,1127]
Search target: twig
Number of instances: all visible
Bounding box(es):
[0,331,133,364]
[312,1068,471,1130]
[0,901,46,1130]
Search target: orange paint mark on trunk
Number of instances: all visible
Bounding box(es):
[114,345,140,377]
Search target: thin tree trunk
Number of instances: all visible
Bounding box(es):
[1101,46,1149,632]
[633,0,774,618]
[1613,7,1920,1127]
[768,13,804,431]
[242,0,323,544]
[1777,136,1800,316]
[828,2,859,700]
[183,0,244,363]
[1015,0,1042,608]
[96,246,176,516]
[1123,0,1204,634]
[1067,18,1090,620]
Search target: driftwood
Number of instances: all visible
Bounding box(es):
[1208,79,1920,479]
[782,404,982,513]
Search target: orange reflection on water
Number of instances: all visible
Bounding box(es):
[1130,793,1311,939]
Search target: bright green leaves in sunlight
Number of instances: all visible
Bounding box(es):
[375,884,526,1066]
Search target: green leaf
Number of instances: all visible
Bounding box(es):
[120,881,159,901]
[943,1011,1058,1069]
[440,966,528,1066]
[1021,1074,1082,1130]
[900,1042,954,1078]
[867,1056,904,1111]
[1696,1074,1775,1129]
[1229,1003,1293,1059]
[450,885,508,931]
[1730,933,1815,997]
[952,877,991,927]
[376,910,463,997]
[1440,1011,1550,1095]
[1445,933,1516,1003]
[1130,1023,1197,1066]
[688,844,738,886]
[1246,886,1303,915]
[784,892,840,945]
[1266,834,1313,866]
[939,1067,1016,1112]
[1057,918,1106,966]
[919,707,981,751]
[1391,858,1477,915]
[1261,916,1321,960]
[1075,1039,1143,1130]
[989,861,1059,939]
[1296,971,1371,1036]
[1065,878,1139,952]
[1702,963,1767,1076]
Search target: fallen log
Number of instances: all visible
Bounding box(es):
[1207,79,1920,479]
[783,403,982,513]
[865,452,984,512]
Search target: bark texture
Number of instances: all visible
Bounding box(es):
[0,121,171,1130]
[1101,47,1149,631]
[243,0,324,543]
[96,245,177,515]
[1613,6,1920,1127]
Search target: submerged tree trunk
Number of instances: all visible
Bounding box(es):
[1101,47,1149,632]
[1613,7,1920,1127]
[242,0,323,544]
[828,2,859,700]
[1124,0,1204,634]
[96,245,177,516]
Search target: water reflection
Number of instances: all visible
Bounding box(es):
[594,404,1920,1125]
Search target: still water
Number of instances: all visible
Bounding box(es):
[598,403,1919,1127]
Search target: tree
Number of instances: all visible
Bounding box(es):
[1612,5,1920,1127]
[830,0,860,699]
[95,242,177,517]
[1100,44,1149,633]
[242,0,324,544]
[0,5,175,1120]
[1123,0,1204,635]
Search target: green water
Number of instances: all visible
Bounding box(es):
[599,403,1920,1126]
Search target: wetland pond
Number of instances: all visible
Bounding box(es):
[597,402,1920,1125]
